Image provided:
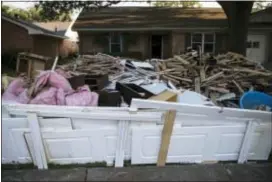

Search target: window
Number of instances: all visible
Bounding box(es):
[252,41,260,48]
[191,33,215,53]
[109,33,122,53]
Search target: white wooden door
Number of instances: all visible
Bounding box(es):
[247,34,267,63]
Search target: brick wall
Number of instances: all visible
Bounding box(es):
[1,19,33,53]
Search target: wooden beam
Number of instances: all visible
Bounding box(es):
[157,110,177,166]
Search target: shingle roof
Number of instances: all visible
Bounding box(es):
[73,7,228,31]
[73,7,272,31]
[2,14,67,39]
[33,21,71,36]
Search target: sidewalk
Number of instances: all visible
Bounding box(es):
[2,163,272,181]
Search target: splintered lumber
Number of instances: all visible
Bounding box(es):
[58,53,123,75]
[203,71,224,83]
[155,52,272,104]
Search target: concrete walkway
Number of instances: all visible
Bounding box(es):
[2,163,272,181]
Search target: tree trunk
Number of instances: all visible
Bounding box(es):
[218,1,253,55]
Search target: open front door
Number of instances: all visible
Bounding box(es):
[151,35,163,59]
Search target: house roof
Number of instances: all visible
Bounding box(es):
[250,7,272,23]
[73,7,228,31]
[1,14,68,39]
[73,7,272,31]
[33,21,71,36]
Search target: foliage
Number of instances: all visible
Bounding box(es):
[152,0,201,7]
[252,1,272,12]
[36,1,121,21]
[1,4,71,22]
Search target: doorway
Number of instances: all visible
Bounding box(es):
[151,35,163,58]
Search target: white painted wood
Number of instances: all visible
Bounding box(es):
[2,118,32,164]
[131,125,249,164]
[115,121,130,167]
[131,99,272,123]
[2,102,271,166]
[248,123,272,160]
[27,113,48,169]
[238,121,258,163]
[6,107,162,122]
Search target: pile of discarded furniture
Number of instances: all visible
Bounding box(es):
[2,51,272,111]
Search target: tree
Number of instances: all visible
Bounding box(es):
[1,4,71,22]
[252,1,272,12]
[152,0,201,8]
[218,1,254,55]
[36,1,121,21]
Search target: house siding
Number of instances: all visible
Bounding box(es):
[1,19,33,53]
[78,32,105,54]
[215,33,228,54]
[172,31,186,55]
[32,35,60,62]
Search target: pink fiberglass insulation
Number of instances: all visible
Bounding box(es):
[2,78,28,103]
[33,71,72,95]
[29,87,58,105]
[65,85,99,106]
[55,68,72,78]
[4,78,25,96]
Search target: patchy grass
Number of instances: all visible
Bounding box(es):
[48,162,108,169]
[2,163,37,170]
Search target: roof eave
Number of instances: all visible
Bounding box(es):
[73,27,228,31]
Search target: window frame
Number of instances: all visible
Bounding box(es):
[191,33,216,53]
[109,33,123,53]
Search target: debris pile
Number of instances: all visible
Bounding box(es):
[58,53,124,76]
[2,51,272,110]
[154,52,272,106]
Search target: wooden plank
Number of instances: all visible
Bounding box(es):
[203,71,224,83]
[16,55,20,73]
[27,60,32,78]
[157,110,177,166]
[195,77,201,93]
[27,113,48,169]
[232,80,244,93]
[149,90,177,102]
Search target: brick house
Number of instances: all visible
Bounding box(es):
[2,14,76,58]
[73,7,272,65]
[34,21,79,58]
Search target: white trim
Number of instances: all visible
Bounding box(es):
[109,33,123,53]
[75,27,226,31]
[27,113,48,169]
[191,33,216,53]
[130,99,272,123]
[238,120,258,163]
[115,120,129,167]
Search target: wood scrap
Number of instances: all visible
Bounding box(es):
[155,51,272,104]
